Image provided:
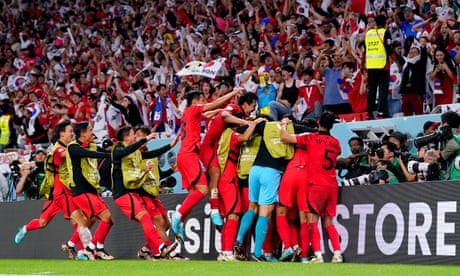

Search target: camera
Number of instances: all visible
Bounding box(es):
[394,150,412,163]
[367,141,383,157]
[9,160,22,177]
[453,156,460,171]
[9,160,38,177]
[413,132,441,149]
[9,160,41,199]
[341,170,388,186]
[407,160,440,181]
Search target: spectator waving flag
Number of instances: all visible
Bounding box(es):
[135,35,146,54]
[176,58,226,79]
[7,75,29,91]
[296,1,310,18]
[93,95,109,142]
[93,95,125,141]
[245,0,254,17]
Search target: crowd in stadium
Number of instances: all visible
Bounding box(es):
[4,0,460,263]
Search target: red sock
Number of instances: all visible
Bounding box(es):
[326,225,341,251]
[220,220,227,251]
[276,215,291,249]
[25,219,42,231]
[178,190,205,220]
[300,222,311,258]
[139,214,163,253]
[222,218,238,252]
[310,222,321,252]
[210,197,219,210]
[76,240,84,250]
[93,220,112,245]
[288,220,298,247]
[69,223,80,244]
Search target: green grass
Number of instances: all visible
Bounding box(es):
[1,260,460,276]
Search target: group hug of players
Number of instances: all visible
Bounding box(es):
[171,88,343,263]
[14,87,343,263]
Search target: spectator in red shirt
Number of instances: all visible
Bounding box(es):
[68,92,91,122]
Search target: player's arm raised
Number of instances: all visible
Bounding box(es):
[202,87,244,112]
[280,118,297,144]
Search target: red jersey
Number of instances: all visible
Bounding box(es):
[202,104,242,146]
[345,73,367,113]
[52,144,71,198]
[296,132,341,188]
[226,132,242,167]
[298,84,323,114]
[286,146,308,169]
[178,104,204,154]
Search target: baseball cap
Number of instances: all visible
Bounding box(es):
[33,148,47,155]
[31,148,47,159]
[388,131,406,144]
[423,121,440,131]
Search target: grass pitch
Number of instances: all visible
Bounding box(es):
[0,260,459,276]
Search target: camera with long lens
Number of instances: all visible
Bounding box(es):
[341,170,388,186]
[407,160,440,181]
[413,132,442,149]
[452,156,460,172]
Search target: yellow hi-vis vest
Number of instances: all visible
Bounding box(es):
[0,115,10,145]
[238,134,261,179]
[112,142,159,196]
[39,142,62,198]
[67,141,100,190]
[217,128,234,174]
[141,157,161,197]
[365,28,387,69]
[263,121,295,160]
[237,122,295,179]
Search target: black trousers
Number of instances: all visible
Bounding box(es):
[367,68,389,117]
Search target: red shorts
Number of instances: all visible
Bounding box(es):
[307,184,338,217]
[200,143,219,170]
[177,152,207,190]
[39,200,61,222]
[278,167,309,211]
[218,168,241,216]
[114,193,146,221]
[73,193,110,219]
[140,195,168,219]
[42,190,78,220]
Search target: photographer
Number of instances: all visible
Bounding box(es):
[342,159,399,186]
[375,159,399,184]
[16,148,46,200]
[416,121,441,138]
[439,111,460,180]
[337,137,369,179]
[369,141,407,182]
[407,148,442,182]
